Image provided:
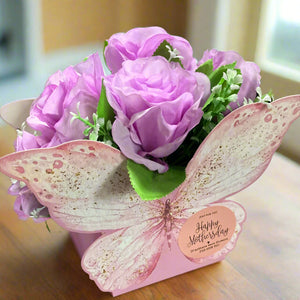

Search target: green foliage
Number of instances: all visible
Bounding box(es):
[195,59,213,76]
[153,40,184,67]
[243,87,274,106]
[102,40,109,69]
[82,113,115,146]
[45,221,51,233]
[208,62,236,87]
[168,62,243,167]
[97,80,115,123]
[70,83,116,147]
[127,159,186,201]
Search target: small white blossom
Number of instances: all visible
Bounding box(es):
[243,87,273,109]
[70,102,82,124]
[95,115,105,127]
[256,87,263,99]
[104,140,113,146]
[243,97,254,106]
[212,84,222,94]
[256,87,273,105]
[70,112,78,124]
[16,122,27,137]
[76,101,81,111]
[10,178,26,188]
[10,178,18,184]
[21,122,26,131]
[106,120,112,131]
[19,181,26,188]
[166,45,183,62]
[233,74,243,85]
[230,84,240,91]
[30,206,47,219]
[223,69,237,82]
[15,129,23,137]
[223,69,243,88]
[228,94,238,102]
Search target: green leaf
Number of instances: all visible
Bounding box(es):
[97,81,115,123]
[102,40,109,68]
[217,113,224,123]
[153,40,183,68]
[203,121,215,133]
[83,127,92,136]
[196,59,213,76]
[127,159,186,201]
[89,131,98,141]
[214,102,226,114]
[202,93,215,111]
[103,40,108,53]
[203,111,213,121]
[153,40,172,59]
[45,221,51,233]
[209,62,236,87]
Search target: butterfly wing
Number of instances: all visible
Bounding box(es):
[0,138,168,292]
[173,200,246,263]
[0,140,155,232]
[175,95,300,211]
[82,210,166,292]
[168,95,298,263]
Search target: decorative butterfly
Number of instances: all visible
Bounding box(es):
[0,95,299,293]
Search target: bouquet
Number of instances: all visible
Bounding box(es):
[0,27,299,295]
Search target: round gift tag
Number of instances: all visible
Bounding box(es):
[178,206,236,259]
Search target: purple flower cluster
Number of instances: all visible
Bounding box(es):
[11,26,261,221]
[198,49,261,111]
[9,53,104,221]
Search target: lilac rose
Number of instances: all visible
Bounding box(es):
[14,130,40,151]
[9,53,105,222]
[104,26,197,73]
[27,52,104,148]
[8,131,49,222]
[198,49,261,110]
[8,182,49,222]
[104,56,210,173]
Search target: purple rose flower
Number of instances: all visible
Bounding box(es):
[27,52,104,147]
[104,56,210,173]
[14,131,40,151]
[104,26,197,73]
[198,49,261,110]
[8,182,49,223]
[9,53,105,222]
[9,130,49,222]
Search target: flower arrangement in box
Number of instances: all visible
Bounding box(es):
[0,27,299,296]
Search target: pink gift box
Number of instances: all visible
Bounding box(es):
[0,95,299,296]
[70,231,229,296]
[69,199,246,297]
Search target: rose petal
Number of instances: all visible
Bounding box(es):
[112,119,168,173]
[105,26,196,72]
